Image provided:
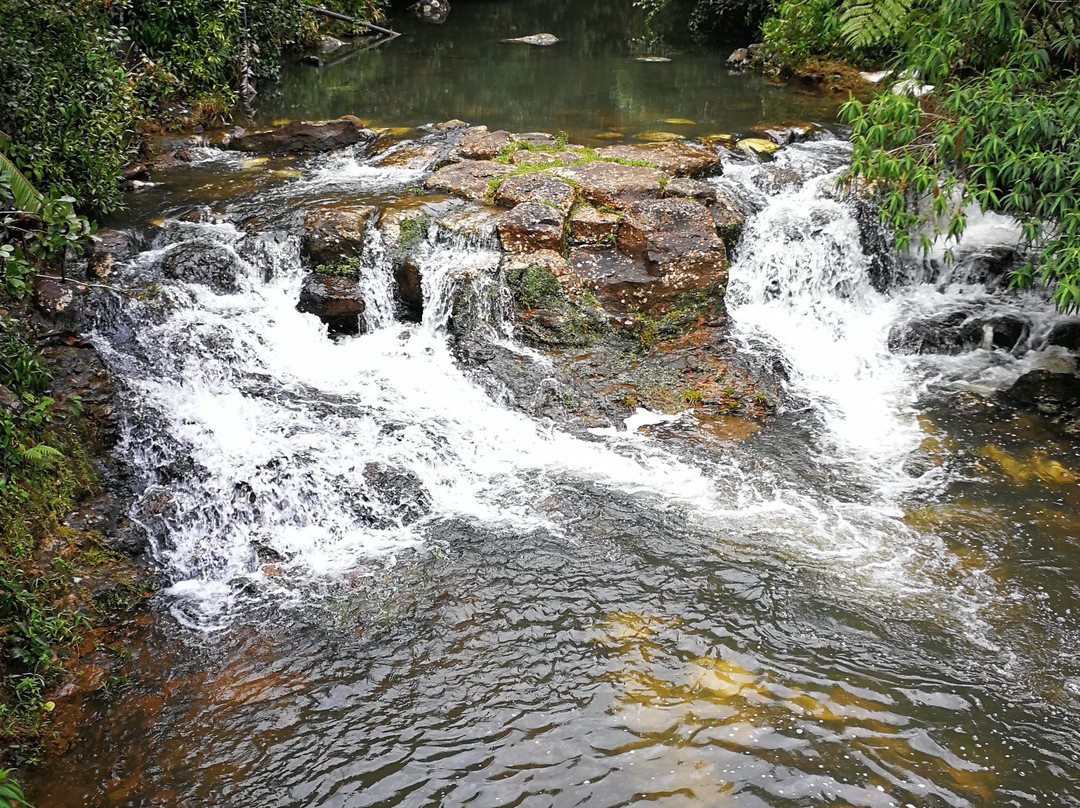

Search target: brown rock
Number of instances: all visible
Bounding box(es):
[437,204,504,241]
[32,276,76,318]
[595,142,722,177]
[425,160,513,201]
[303,205,377,264]
[664,177,717,204]
[497,202,565,253]
[458,126,513,160]
[513,132,557,147]
[549,162,666,210]
[581,198,730,315]
[493,172,576,214]
[569,205,621,245]
[371,142,443,171]
[510,149,585,166]
[752,120,817,145]
[230,116,378,155]
[297,274,366,336]
[711,191,746,244]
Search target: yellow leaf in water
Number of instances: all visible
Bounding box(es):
[271,118,292,127]
[662,118,696,125]
[151,218,165,227]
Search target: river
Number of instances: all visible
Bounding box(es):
[26,2,1080,806]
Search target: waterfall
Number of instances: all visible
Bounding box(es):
[87,140,1074,633]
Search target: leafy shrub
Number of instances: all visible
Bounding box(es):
[0,1,141,214]
[843,0,1080,309]
[315,256,362,277]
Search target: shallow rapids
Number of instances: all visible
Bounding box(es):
[28,138,1080,807]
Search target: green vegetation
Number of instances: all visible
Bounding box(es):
[0,770,31,807]
[0,0,385,216]
[640,0,1080,309]
[314,256,362,277]
[506,264,565,310]
[397,216,430,251]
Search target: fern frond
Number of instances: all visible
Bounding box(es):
[0,143,45,216]
[18,444,64,469]
[840,0,915,49]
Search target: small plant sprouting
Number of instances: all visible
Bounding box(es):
[314,256,361,278]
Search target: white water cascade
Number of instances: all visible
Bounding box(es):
[89,139,1074,633]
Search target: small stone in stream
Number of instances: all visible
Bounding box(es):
[497,202,565,253]
[636,56,671,63]
[317,36,347,55]
[303,205,377,265]
[569,205,621,245]
[736,137,781,156]
[663,177,717,204]
[425,160,513,200]
[361,463,432,525]
[753,121,817,145]
[229,116,377,155]
[458,126,513,160]
[434,119,469,130]
[596,141,722,178]
[297,274,366,336]
[501,33,559,46]
[493,172,576,214]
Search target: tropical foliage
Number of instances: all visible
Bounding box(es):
[842,0,1080,309]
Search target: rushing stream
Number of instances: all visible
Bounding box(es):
[27,132,1080,807]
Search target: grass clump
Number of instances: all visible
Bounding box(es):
[314,256,361,277]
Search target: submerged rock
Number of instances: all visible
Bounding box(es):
[409,0,450,23]
[501,33,559,46]
[296,274,366,336]
[889,311,1028,355]
[230,116,378,155]
[1000,370,1080,435]
[361,463,432,525]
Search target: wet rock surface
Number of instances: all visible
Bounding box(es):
[297,274,366,336]
[161,243,244,294]
[303,205,377,265]
[230,116,378,155]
